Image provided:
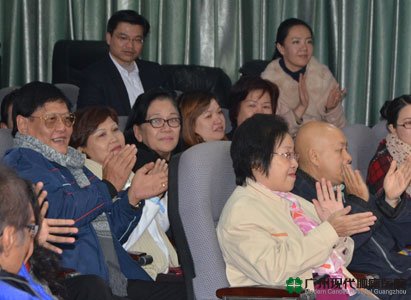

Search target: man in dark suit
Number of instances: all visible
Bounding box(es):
[77,10,164,116]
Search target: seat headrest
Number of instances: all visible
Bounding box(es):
[0,128,13,158]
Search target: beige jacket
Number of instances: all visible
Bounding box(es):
[217,179,354,291]
[261,57,346,135]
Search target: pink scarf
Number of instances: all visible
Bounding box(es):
[274,191,356,297]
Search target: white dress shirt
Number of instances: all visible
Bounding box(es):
[109,53,144,108]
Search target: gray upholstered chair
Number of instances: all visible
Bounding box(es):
[55,83,79,111]
[372,120,388,144]
[168,141,301,300]
[118,116,128,132]
[0,86,19,105]
[0,128,13,158]
[343,124,380,178]
[222,108,232,134]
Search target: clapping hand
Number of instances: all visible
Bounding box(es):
[102,144,137,192]
[313,178,344,221]
[313,178,376,237]
[293,73,310,120]
[325,84,346,112]
[342,164,369,202]
[383,158,411,206]
[128,159,168,206]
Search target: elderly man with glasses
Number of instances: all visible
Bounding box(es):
[3,81,171,299]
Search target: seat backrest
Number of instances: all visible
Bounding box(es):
[0,128,13,158]
[0,86,19,112]
[342,124,380,178]
[118,116,128,132]
[52,40,108,86]
[52,41,233,109]
[55,83,80,111]
[371,120,388,143]
[169,141,236,300]
[239,59,270,77]
[161,64,232,108]
[222,108,232,134]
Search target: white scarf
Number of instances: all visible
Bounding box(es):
[386,133,411,195]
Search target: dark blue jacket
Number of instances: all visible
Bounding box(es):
[292,169,411,279]
[3,148,152,282]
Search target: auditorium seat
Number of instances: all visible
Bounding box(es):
[55,83,79,110]
[0,128,13,157]
[239,59,270,77]
[168,141,301,300]
[52,40,232,108]
[343,124,379,178]
[372,120,388,144]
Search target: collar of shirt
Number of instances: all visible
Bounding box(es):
[109,52,144,108]
[109,52,139,76]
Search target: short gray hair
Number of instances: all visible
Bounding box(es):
[0,164,34,253]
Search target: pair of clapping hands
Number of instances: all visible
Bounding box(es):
[313,160,411,237]
[102,144,168,206]
[312,178,375,237]
[36,145,171,254]
[295,73,346,119]
[342,159,411,205]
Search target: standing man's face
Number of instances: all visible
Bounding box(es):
[106,22,144,67]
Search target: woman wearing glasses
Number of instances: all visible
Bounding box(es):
[124,89,182,172]
[217,114,376,299]
[179,91,226,148]
[0,165,55,300]
[367,95,411,249]
[121,89,185,298]
[3,81,178,300]
[71,105,183,289]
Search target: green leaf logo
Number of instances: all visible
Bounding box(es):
[285,277,303,293]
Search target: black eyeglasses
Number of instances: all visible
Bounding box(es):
[0,224,39,239]
[143,118,181,128]
[26,224,39,238]
[397,121,411,129]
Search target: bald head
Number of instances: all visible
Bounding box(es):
[295,121,352,184]
[295,121,340,165]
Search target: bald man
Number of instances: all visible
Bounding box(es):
[293,121,411,297]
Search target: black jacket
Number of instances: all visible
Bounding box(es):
[77,54,164,116]
[292,168,411,279]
